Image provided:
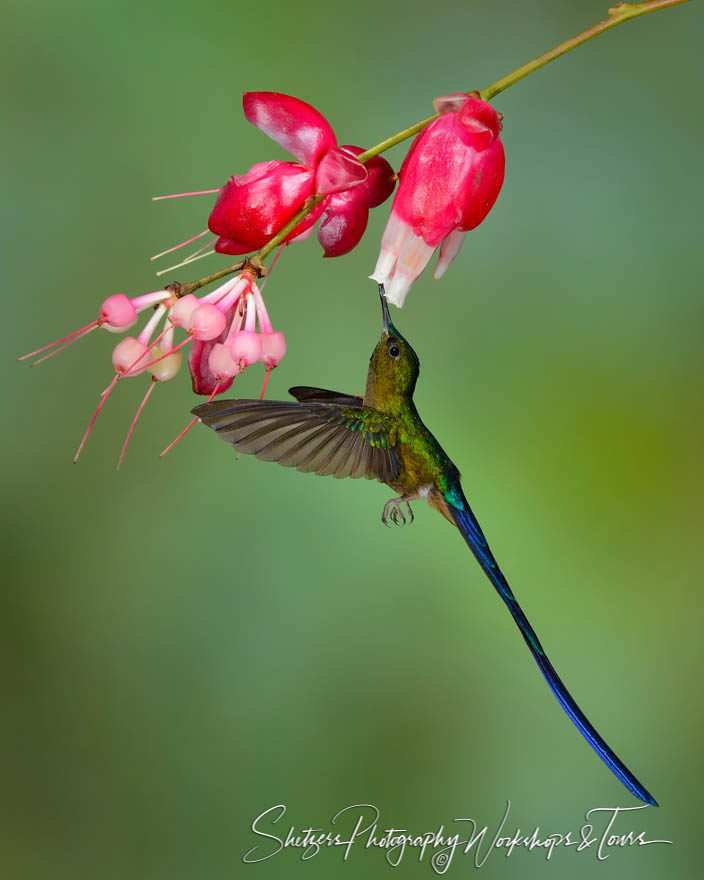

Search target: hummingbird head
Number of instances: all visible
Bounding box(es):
[364,285,420,410]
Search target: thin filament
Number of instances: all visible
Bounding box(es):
[155,249,215,277]
[259,242,286,290]
[160,383,221,457]
[260,369,271,400]
[145,335,191,371]
[20,321,98,361]
[151,229,209,262]
[152,189,220,201]
[123,325,171,378]
[180,236,217,263]
[29,325,99,366]
[74,374,120,463]
[116,380,157,470]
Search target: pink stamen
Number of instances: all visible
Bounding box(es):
[145,336,191,370]
[74,374,120,463]
[160,384,221,457]
[20,321,98,362]
[181,236,217,263]
[201,276,241,305]
[152,189,220,201]
[251,284,273,333]
[260,369,271,400]
[260,242,286,289]
[116,380,157,470]
[155,248,215,277]
[137,304,167,346]
[243,294,257,333]
[27,321,99,367]
[225,308,244,345]
[150,229,209,262]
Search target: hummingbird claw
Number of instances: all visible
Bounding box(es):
[381,497,413,528]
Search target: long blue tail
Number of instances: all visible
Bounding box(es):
[446,486,657,806]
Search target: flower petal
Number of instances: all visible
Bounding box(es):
[392,111,505,246]
[243,92,337,166]
[455,97,502,149]
[392,116,469,247]
[370,210,435,307]
[318,196,369,257]
[338,146,396,207]
[432,92,468,115]
[315,147,367,195]
[189,304,237,395]
[214,237,253,255]
[433,228,466,279]
[208,160,315,250]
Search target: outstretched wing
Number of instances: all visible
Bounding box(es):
[192,398,400,483]
[288,385,363,407]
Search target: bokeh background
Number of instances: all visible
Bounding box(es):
[3,0,702,877]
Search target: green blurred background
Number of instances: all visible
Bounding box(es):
[3,0,702,877]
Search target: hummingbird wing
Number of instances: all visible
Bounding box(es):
[193,399,400,483]
[288,386,363,407]
[444,484,658,806]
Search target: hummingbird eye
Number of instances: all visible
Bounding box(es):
[388,343,401,359]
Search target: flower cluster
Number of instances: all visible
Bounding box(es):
[21,89,506,464]
[21,270,284,465]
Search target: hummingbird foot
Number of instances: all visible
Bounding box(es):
[381,497,414,528]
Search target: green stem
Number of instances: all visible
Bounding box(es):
[481,0,692,102]
[188,0,691,288]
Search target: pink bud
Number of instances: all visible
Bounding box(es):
[149,346,182,382]
[189,303,227,341]
[170,294,201,328]
[112,337,149,377]
[208,343,241,380]
[231,330,262,367]
[100,294,138,332]
[260,331,287,368]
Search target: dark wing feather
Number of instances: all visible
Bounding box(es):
[192,398,400,484]
[288,386,363,406]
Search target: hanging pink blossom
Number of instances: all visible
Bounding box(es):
[20,271,286,466]
[372,93,505,306]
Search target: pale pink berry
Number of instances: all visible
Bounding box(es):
[189,303,227,340]
[170,294,201,328]
[260,331,287,368]
[148,346,182,382]
[208,343,241,380]
[99,294,138,331]
[112,337,149,377]
[231,330,262,367]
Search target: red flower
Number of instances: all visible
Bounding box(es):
[372,93,505,306]
[209,93,394,257]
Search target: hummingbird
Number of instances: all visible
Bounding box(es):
[193,283,657,806]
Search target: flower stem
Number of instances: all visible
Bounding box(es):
[188,0,691,289]
[481,0,692,102]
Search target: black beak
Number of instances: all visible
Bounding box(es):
[378,283,391,335]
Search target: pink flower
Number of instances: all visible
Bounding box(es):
[208,92,394,257]
[371,93,505,306]
[317,146,396,257]
[20,272,286,466]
